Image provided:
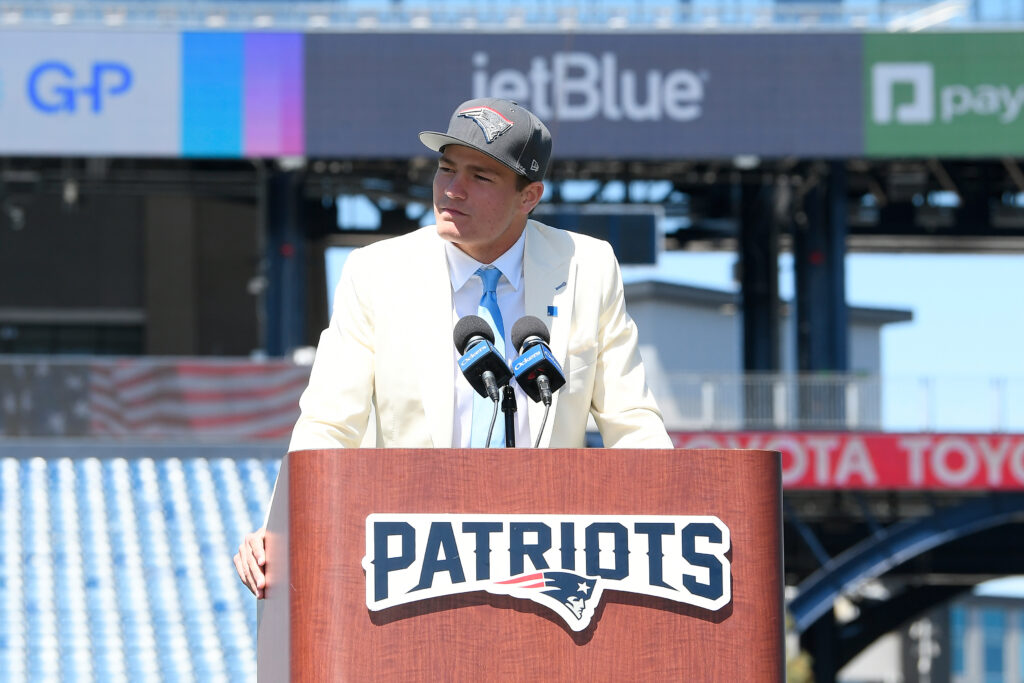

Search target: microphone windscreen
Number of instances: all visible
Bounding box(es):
[454,315,495,354]
[511,315,550,353]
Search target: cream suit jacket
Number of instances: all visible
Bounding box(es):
[288,219,671,450]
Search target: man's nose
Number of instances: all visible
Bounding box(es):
[444,174,466,199]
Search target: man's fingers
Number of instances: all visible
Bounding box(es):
[245,544,265,590]
[235,529,268,598]
[249,557,265,590]
[240,545,259,592]
[247,531,266,566]
[234,551,258,596]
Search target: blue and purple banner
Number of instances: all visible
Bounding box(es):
[181,32,303,157]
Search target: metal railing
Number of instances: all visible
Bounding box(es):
[0,0,1015,32]
[657,373,1024,432]
[1,356,1021,438]
[657,373,882,431]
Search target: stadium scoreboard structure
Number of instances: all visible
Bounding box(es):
[2,30,1023,159]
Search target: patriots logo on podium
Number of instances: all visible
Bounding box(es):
[458,106,514,143]
[495,571,601,626]
[364,514,732,632]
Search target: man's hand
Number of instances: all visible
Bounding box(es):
[234,528,267,599]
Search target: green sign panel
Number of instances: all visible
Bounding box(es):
[865,33,1024,156]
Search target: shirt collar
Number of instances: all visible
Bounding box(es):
[444,227,526,293]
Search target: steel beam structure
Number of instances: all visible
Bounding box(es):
[264,169,306,357]
[802,583,968,683]
[794,162,849,375]
[740,178,780,374]
[790,493,1024,635]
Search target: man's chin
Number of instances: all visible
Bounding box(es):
[435,223,465,243]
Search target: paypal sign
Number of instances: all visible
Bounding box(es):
[28,61,133,114]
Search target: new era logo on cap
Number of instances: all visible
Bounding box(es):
[459,106,514,143]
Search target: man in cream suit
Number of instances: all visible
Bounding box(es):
[235,98,670,597]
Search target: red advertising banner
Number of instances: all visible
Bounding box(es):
[670,432,1024,490]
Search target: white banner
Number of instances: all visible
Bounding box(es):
[0,31,180,155]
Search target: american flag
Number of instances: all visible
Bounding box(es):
[0,358,311,439]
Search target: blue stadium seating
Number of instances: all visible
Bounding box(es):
[10,0,1016,30]
[0,454,278,682]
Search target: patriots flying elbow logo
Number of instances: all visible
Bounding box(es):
[496,571,600,625]
[458,106,514,143]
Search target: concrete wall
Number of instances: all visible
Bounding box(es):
[628,299,740,375]
[628,292,890,379]
[625,285,898,429]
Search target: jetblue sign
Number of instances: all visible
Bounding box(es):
[28,61,133,114]
[470,51,705,123]
[364,513,731,631]
[306,33,861,158]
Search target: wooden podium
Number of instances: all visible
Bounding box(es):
[257,448,783,681]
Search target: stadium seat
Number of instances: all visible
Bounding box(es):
[0,453,278,682]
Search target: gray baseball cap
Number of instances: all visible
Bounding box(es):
[419,98,552,183]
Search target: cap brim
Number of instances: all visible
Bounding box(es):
[418,131,526,178]
[418,131,467,153]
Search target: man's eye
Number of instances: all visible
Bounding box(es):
[475,175,493,182]
[439,166,454,173]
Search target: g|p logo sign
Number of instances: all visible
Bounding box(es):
[28,61,133,114]
[872,62,934,125]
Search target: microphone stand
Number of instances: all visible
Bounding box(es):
[501,385,517,448]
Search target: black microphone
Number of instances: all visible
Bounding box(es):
[510,316,566,406]
[454,315,512,401]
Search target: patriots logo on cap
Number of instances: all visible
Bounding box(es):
[495,571,600,624]
[459,106,514,143]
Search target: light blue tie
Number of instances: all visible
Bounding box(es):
[471,266,506,448]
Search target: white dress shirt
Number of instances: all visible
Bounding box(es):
[444,230,532,448]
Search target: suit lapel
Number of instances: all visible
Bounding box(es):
[523,221,576,448]
[413,232,455,448]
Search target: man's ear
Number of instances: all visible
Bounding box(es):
[520,181,545,214]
